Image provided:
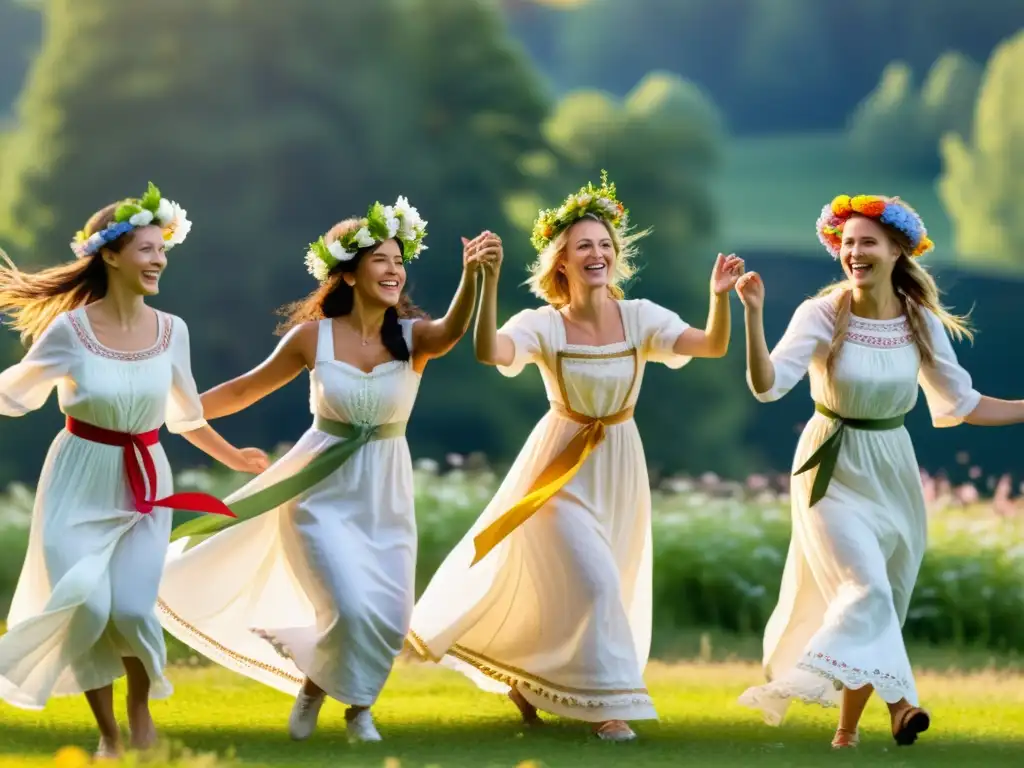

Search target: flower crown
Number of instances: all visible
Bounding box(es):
[816,194,934,259]
[71,182,191,258]
[304,196,427,283]
[531,170,628,253]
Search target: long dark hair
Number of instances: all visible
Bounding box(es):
[0,203,135,345]
[276,218,426,360]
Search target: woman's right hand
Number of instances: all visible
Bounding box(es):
[232,446,270,474]
[736,271,765,312]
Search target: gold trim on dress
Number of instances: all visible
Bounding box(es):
[156,598,303,685]
[406,630,650,707]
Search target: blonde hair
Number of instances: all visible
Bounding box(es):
[819,216,973,376]
[0,203,129,346]
[524,213,645,308]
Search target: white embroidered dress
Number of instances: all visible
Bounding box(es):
[0,307,206,709]
[158,318,421,707]
[409,299,690,723]
[738,297,981,725]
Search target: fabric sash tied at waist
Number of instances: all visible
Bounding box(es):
[794,402,906,508]
[169,414,407,547]
[65,416,236,519]
[471,401,634,566]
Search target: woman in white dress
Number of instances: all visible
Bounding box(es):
[734,194,1024,748]
[0,183,268,759]
[157,198,497,742]
[408,173,744,741]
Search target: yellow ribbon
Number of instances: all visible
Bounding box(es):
[471,402,635,566]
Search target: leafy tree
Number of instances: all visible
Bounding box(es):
[0,0,550,481]
[939,31,1024,268]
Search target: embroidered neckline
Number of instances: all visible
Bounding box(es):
[69,309,173,361]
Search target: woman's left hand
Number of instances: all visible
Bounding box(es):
[463,231,503,276]
[710,253,745,295]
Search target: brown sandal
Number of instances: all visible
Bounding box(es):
[508,686,543,726]
[831,727,859,749]
[892,706,930,746]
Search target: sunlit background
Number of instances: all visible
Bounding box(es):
[1,0,1023,677]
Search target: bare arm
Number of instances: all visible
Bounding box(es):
[473,262,515,367]
[412,235,494,363]
[670,253,744,359]
[964,397,1024,426]
[178,424,268,473]
[200,324,313,420]
[744,304,774,394]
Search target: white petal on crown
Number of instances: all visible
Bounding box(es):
[155,198,175,225]
[129,210,154,227]
[305,250,330,282]
[354,227,375,248]
[163,201,192,248]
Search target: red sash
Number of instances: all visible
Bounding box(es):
[65,416,236,518]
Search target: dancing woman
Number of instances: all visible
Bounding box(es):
[0,183,267,759]
[157,198,496,742]
[735,194,1024,748]
[408,173,744,741]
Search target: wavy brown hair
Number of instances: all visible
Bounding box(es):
[817,215,973,376]
[0,204,139,346]
[276,219,426,361]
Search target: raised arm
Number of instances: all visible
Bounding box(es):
[737,274,827,402]
[917,308,1024,427]
[199,322,315,420]
[473,242,516,368]
[670,253,744,359]
[412,232,496,365]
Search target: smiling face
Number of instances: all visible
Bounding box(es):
[101,225,167,296]
[559,216,615,292]
[348,238,406,308]
[840,215,903,291]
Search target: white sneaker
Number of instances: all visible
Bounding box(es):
[346,708,382,742]
[288,690,325,741]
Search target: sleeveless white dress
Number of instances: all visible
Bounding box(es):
[737,297,980,725]
[0,308,206,709]
[409,299,690,723]
[158,318,421,706]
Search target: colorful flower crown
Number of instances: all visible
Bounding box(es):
[304,196,427,283]
[531,170,628,253]
[71,182,191,258]
[816,194,934,259]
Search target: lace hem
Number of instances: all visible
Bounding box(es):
[738,650,915,726]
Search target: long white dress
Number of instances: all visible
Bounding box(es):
[158,318,420,707]
[737,296,981,725]
[409,298,690,723]
[0,307,207,709]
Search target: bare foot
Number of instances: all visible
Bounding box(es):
[94,735,123,760]
[127,697,158,751]
[831,727,859,748]
[507,686,542,725]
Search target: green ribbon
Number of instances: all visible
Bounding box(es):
[794,402,905,508]
[170,415,406,549]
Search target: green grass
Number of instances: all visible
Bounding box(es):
[3,635,1023,767]
[715,133,953,261]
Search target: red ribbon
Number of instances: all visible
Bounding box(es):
[65,416,236,518]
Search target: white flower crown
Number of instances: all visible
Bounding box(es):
[70,182,191,257]
[304,196,427,283]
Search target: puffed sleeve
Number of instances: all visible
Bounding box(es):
[918,308,981,427]
[636,298,692,369]
[748,298,831,403]
[496,308,546,378]
[0,314,74,417]
[165,316,208,434]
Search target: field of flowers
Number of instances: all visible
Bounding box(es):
[1,457,1023,656]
